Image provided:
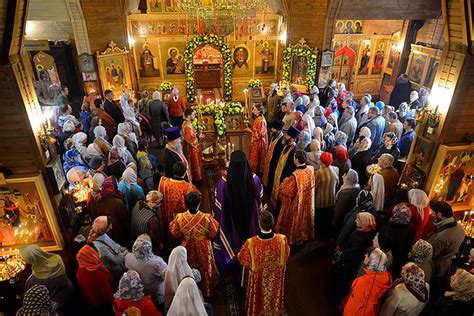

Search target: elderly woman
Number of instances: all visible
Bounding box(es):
[323,123,336,150]
[19,244,74,308]
[397,102,413,123]
[168,277,208,316]
[125,234,168,307]
[72,132,88,160]
[164,246,202,311]
[328,112,339,132]
[113,270,162,316]
[351,136,372,188]
[138,90,151,119]
[332,131,351,179]
[369,173,385,213]
[410,239,434,283]
[111,134,136,166]
[302,103,316,135]
[313,102,327,128]
[117,122,138,156]
[313,126,325,150]
[380,262,429,316]
[91,177,130,246]
[118,166,145,211]
[373,132,400,162]
[306,140,323,173]
[16,285,59,316]
[296,130,312,151]
[88,216,128,289]
[58,120,75,154]
[432,268,474,315]
[408,189,430,242]
[333,169,360,233]
[343,248,392,316]
[336,212,378,295]
[76,245,114,311]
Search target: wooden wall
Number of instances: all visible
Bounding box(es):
[287,0,328,49]
[80,0,128,53]
[363,20,404,35]
[416,18,445,49]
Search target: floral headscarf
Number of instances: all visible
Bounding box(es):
[98,176,122,201]
[115,270,145,301]
[76,245,103,271]
[355,190,375,213]
[117,122,132,137]
[132,234,154,261]
[399,262,428,302]
[389,203,412,225]
[445,268,474,302]
[17,285,58,316]
[356,212,376,230]
[107,148,122,166]
[383,132,398,146]
[365,248,388,272]
[411,239,433,264]
[63,148,88,173]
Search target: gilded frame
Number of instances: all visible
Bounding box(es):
[1,174,64,254]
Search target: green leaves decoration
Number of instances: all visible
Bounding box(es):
[192,102,243,136]
[282,43,319,90]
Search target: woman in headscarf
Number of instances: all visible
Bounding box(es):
[19,244,74,308]
[378,203,416,276]
[323,123,335,150]
[118,166,145,211]
[296,130,311,151]
[432,268,474,315]
[117,122,138,156]
[313,126,325,150]
[396,102,413,123]
[302,101,316,134]
[407,189,430,242]
[332,131,351,180]
[333,169,360,233]
[110,134,136,166]
[71,132,88,159]
[113,270,162,316]
[167,277,207,316]
[123,107,142,137]
[105,145,127,179]
[336,212,378,296]
[76,244,114,311]
[88,216,129,290]
[336,190,376,247]
[351,136,372,188]
[88,125,112,160]
[343,248,392,316]
[120,92,132,111]
[57,119,75,154]
[247,104,268,175]
[214,150,263,274]
[63,147,88,175]
[328,112,339,132]
[372,132,400,162]
[164,246,202,311]
[381,262,429,315]
[91,177,130,247]
[125,234,167,308]
[313,102,327,128]
[16,285,59,316]
[306,140,323,173]
[337,83,348,110]
[369,173,385,213]
[409,239,434,283]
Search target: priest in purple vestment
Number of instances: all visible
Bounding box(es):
[213,150,263,278]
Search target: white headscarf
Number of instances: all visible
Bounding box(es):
[167,277,207,316]
[85,143,102,160]
[122,167,137,189]
[164,246,194,310]
[62,120,75,133]
[94,126,107,139]
[113,135,127,158]
[359,126,371,139]
[120,92,131,111]
[270,83,278,91]
[91,173,106,193]
[311,86,319,95]
[124,108,140,127]
[371,173,385,212]
[302,111,315,136]
[66,166,86,188]
[117,122,132,137]
[408,189,429,220]
[336,168,360,199]
[302,95,310,108]
[72,132,87,147]
[152,91,161,101]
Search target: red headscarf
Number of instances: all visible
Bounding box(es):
[76,245,102,271]
[320,152,333,166]
[334,145,350,163]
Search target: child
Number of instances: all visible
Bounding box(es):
[80,101,91,133]
[136,139,156,191]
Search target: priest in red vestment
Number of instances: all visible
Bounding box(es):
[169,192,220,297]
[237,210,290,316]
[262,120,285,191]
[182,108,203,185]
[246,104,268,175]
[270,126,300,207]
[276,150,315,245]
[164,126,191,182]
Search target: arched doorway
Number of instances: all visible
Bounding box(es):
[332,45,356,89]
[192,44,223,103]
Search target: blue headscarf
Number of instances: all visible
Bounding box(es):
[296,131,312,151]
[63,148,89,173]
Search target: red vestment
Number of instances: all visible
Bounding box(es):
[262,132,284,188]
[181,120,203,181]
[276,166,315,245]
[248,115,268,174]
[237,234,290,316]
[169,211,220,297]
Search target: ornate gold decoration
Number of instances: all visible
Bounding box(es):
[97,41,129,55]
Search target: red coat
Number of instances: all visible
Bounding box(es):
[113,296,162,316]
[166,95,187,117]
[76,267,114,308]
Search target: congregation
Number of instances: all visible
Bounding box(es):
[14,75,474,316]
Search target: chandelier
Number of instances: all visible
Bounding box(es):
[178,0,267,36]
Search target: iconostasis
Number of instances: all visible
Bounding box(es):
[127,2,283,102]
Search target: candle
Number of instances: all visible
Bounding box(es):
[463,211,468,221]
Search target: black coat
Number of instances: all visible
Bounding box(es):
[373,145,400,163]
[389,82,412,110]
[104,99,125,124]
[164,147,188,181]
[351,150,371,188]
[265,138,285,194]
[149,100,169,145]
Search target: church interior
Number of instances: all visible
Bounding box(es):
[0,0,473,315]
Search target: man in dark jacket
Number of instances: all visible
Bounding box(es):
[389,74,412,110]
[103,90,125,124]
[148,91,169,147]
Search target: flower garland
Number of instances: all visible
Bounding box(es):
[184,34,232,103]
[160,81,173,91]
[248,78,262,88]
[282,43,318,90]
[192,102,244,136]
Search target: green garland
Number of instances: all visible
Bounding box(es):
[184,34,232,103]
[192,102,244,136]
[159,81,173,91]
[248,78,262,88]
[282,44,318,90]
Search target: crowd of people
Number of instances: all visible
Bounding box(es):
[14,76,473,316]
